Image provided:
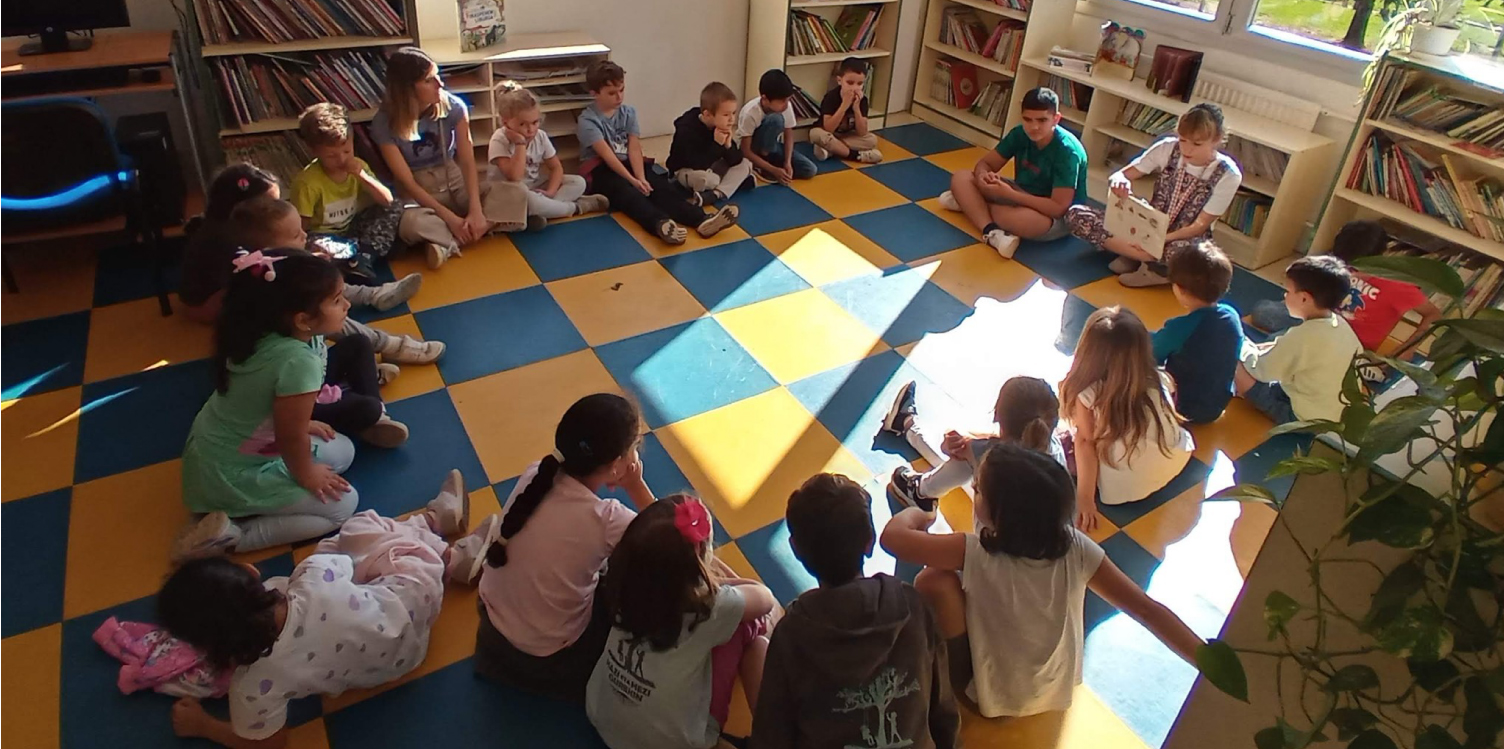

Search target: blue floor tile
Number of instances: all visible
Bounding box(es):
[1234,431,1313,504]
[599,432,695,506]
[2,310,89,400]
[92,240,183,308]
[1084,533,1159,633]
[842,203,976,263]
[731,185,832,236]
[821,266,974,346]
[875,122,970,157]
[1226,265,1285,317]
[510,215,654,282]
[75,358,215,483]
[595,318,778,429]
[860,158,954,202]
[414,286,587,385]
[343,389,488,517]
[2,488,71,637]
[794,141,852,174]
[1012,234,1115,290]
[1097,458,1214,528]
[325,658,607,749]
[735,519,817,604]
[658,238,810,312]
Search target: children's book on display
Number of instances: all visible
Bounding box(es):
[1106,194,1169,258]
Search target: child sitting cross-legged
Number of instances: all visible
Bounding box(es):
[578,60,738,246]
[880,377,1065,515]
[1063,306,1195,532]
[809,57,883,165]
[489,81,610,227]
[1152,241,1244,424]
[739,69,817,184]
[751,473,959,749]
[1236,255,1362,425]
[667,81,755,206]
[159,472,492,749]
[586,495,779,749]
[881,443,1204,719]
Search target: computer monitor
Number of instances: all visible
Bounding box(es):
[2,0,131,56]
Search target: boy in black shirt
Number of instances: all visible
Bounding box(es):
[666,81,754,206]
[810,58,883,164]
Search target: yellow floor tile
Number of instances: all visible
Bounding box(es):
[1189,398,1275,464]
[916,196,984,241]
[448,350,623,484]
[958,684,1151,749]
[288,718,332,749]
[756,221,901,287]
[1,387,80,502]
[656,387,872,537]
[368,315,446,402]
[723,678,753,737]
[546,260,706,346]
[922,145,993,175]
[909,244,1038,306]
[1073,276,1188,331]
[0,243,97,325]
[791,169,909,218]
[856,136,918,167]
[937,485,977,534]
[64,459,190,618]
[82,297,214,384]
[715,288,888,384]
[611,212,751,259]
[388,235,540,312]
[2,624,60,749]
[714,541,760,583]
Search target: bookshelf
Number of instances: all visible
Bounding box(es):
[1312,53,1504,273]
[1006,57,1337,269]
[909,0,1073,147]
[747,0,902,136]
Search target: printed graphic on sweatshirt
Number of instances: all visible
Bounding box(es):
[833,666,921,749]
[604,638,654,704]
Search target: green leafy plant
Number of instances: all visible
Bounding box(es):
[1194,254,1504,749]
[1363,0,1472,87]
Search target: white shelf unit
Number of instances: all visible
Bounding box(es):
[1312,53,1504,269]
[1008,58,1337,269]
[909,0,1073,148]
[747,0,903,135]
[424,33,610,175]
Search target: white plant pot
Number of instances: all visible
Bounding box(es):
[1410,24,1462,56]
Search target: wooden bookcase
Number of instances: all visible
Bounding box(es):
[909,0,1073,147]
[1007,58,1337,269]
[746,0,903,132]
[1311,53,1504,269]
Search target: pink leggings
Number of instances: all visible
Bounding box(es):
[314,511,447,628]
[708,618,769,724]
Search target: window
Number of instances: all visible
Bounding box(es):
[1250,0,1503,59]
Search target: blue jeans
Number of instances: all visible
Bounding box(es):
[752,114,816,179]
[1244,381,1297,424]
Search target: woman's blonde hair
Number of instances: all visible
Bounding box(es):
[994,376,1060,454]
[1059,306,1183,468]
[383,47,449,141]
[1176,102,1225,143]
[495,80,539,120]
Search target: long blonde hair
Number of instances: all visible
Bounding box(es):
[383,47,450,141]
[496,80,539,120]
[1059,306,1182,467]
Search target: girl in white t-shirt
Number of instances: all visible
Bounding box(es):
[880,443,1203,719]
[1061,306,1195,532]
[1066,103,1242,287]
[488,81,610,224]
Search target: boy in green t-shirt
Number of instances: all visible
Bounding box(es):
[938,87,1087,259]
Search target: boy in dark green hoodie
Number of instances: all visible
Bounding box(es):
[751,474,959,749]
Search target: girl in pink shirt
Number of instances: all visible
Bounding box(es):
[473,393,657,702]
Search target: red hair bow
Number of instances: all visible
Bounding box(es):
[674,500,711,545]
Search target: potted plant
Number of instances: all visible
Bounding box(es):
[1379,0,1468,57]
[1191,253,1504,749]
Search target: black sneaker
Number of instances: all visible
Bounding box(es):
[887,467,936,513]
[880,381,917,436]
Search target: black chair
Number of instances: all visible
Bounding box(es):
[1,97,172,315]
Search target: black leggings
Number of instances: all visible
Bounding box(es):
[312,334,383,435]
[590,164,706,233]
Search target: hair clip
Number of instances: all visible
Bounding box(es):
[577,440,592,457]
[231,250,283,281]
[674,500,711,545]
[236,177,251,191]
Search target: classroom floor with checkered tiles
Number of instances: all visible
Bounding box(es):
[2,121,1310,749]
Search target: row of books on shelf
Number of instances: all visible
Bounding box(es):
[494,61,588,83]
[790,85,823,123]
[970,81,1012,126]
[1223,135,1289,183]
[937,9,1023,67]
[1221,190,1271,238]
[975,0,1030,10]
[190,0,404,46]
[214,50,387,128]
[1350,132,1504,244]
[1041,74,1092,112]
[1117,102,1176,137]
[533,83,593,103]
[787,7,883,56]
[1368,64,1504,158]
[1381,237,1504,315]
[225,125,381,185]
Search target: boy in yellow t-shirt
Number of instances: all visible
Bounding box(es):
[291,103,421,311]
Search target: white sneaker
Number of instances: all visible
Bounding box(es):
[376,362,400,386]
[425,469,469,538]
[856,149,884,164]
[379,335,445,365]
[171,512,241,562]
[372,273,422,311]
[812,142,830,161]
[938,190,961,212]
[425,242,456,270]
[1108,256,1140,275]
[985,228,1020,259]
[696,204,739,238]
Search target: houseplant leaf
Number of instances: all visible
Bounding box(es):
[1347,729,1398,749]
[1367,560,1426,630]
[1270,419,1344,437]
[1347,493,1435,549]
[1462,677,1504,748]
[1210,483,1277,504]
[1357,395,1440,463]
[1378,607,1454,661]
[1433,317,1504,355]
[1264,590,1300,640]
[1409,658,1461,700]
[1327,665,1381,692]
[1266,455,1346,480]
[1196,639,1249,702]
[1414,724,1463,749]
[1351,255,1465,299]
